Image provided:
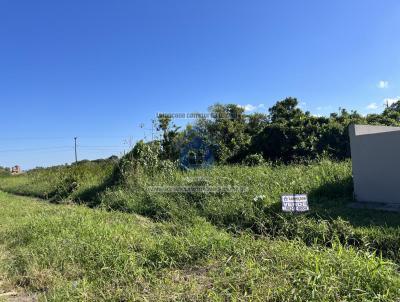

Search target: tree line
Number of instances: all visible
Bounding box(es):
[154,97,400,166]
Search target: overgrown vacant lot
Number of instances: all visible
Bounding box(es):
[0,160,115,202]
[1,159,399,262]
[0,157,400,301]
[0,192,399,301]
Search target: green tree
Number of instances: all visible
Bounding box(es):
[268,97,303,123]
[156,115,181,160]
[195,104,251,163]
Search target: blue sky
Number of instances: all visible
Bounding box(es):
[1,0,400,169]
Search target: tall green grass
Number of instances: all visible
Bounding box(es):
[1,159,399,265]
[0,192,399,301]
[98,159,400,264]
[0,160,115,203]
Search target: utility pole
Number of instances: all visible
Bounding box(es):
[151,119,156,141]
[74,137,78,163]
[139,123,146,141]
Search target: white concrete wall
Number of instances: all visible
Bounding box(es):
[349,124,400,204]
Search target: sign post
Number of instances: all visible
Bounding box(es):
[281,194,309,213]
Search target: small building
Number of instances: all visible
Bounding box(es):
[349,124,400,204]
[11,165,21,175]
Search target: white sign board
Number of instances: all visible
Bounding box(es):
[281,194,309,212]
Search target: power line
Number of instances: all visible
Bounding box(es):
[0,146,126,153]
[0,137,72,141]
[0,146,73,153]
[79,145,124,148]
[0,135,132,141]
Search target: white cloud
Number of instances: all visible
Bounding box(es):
[383,97,400,107]
[239,104,265,112]
[378,80,389,89]
[366,102,379,110]
[241,104,256,112]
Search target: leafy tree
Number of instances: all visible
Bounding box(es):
[156,115,181,160]
[376,100,400,125]
[268,97,303,123]
[195,104,251,163]
[386,99,400,112]
[246,112,268,136]
[151,99,400,165]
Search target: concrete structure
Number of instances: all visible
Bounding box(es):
[349,124,400,204]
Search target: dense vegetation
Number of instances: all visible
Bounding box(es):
[0,159,116,203]
[1,149,399,301]
[1,99,400,300]
[2,149,399,264]
[156,98,400,165]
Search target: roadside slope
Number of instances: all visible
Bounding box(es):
[0,191,399,301]
[1,160,400,266]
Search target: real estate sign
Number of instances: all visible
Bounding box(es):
[281,194,309,212]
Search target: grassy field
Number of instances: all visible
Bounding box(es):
[0,160,115,204]
[0,158,399,300]
[0,191,399,301]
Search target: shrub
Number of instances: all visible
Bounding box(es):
[242,153,265,166]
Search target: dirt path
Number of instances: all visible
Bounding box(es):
[0,247,36,302]
[0,279,36,302]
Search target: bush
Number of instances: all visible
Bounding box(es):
[0,166,10,177]
[52,174,80,201]
[242,153,265,166]
[116,140,177,183]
